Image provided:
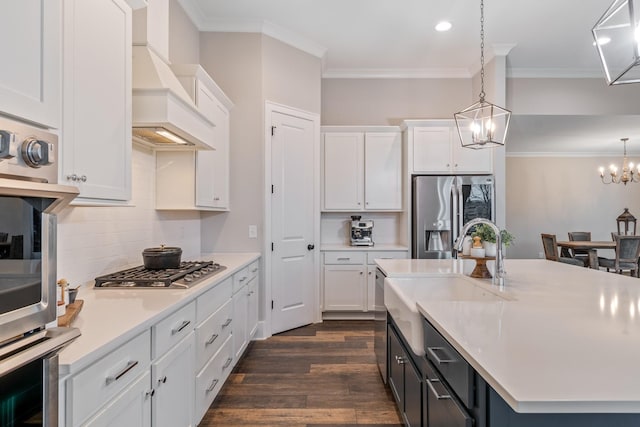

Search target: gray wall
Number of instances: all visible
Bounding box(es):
[321,78,472,125]
[199,33,322,253]
[506,156,640,259]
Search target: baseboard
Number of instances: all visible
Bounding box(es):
[322,311,375,320]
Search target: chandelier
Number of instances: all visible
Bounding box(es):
[592,0,640,85]
[599,138,640,184]
[454,0,511,149]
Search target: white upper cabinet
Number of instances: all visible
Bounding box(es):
[61,0,132,204]
[157,65,233,211]
[322,127,402,212]
[407,120,492,174]
[0,1,61,128]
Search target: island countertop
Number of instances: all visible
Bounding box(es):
[379,258,640,414]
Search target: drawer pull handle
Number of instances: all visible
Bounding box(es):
[205,333,219,345]
[206,379,219,393]
[222,357,233,370]
[426,378,451,400]
[427,346,455,364]
[250,268,258,273]
[337,257,350,261]
[158,375,167,385]
[239,276,248,282]
[221,318,232,328]
[171,320,191,335]
[106,360,139,385]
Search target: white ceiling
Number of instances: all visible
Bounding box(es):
[177,0,640,155]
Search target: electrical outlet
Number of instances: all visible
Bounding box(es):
[249,225,257,239]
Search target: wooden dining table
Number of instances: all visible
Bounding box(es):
[556,240,616,269]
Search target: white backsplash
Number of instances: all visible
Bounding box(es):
[56,146,201,287]
[321,212,405,246]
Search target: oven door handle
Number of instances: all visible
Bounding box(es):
[0,327,80,376]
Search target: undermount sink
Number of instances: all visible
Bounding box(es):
[385,275,510,356]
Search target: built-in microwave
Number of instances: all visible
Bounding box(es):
[0,115,78,343]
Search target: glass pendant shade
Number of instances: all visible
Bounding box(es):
[593,0,640,85]
[454,99,511,149]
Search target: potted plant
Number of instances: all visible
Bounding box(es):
[472,224,515,257]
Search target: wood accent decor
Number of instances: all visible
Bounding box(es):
[462,255,495,278]
[58,300,83,327]
[199,320,402,426]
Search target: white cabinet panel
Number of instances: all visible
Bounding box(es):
[323,129,402,211]
[247,277,259,339]
[152,332,195,427]
[411,123,492,174]
[0,0,60,128]
[62,0,132,202]
[323,265,366,311]
[83,372,151,427]
[364,132,402,210]
[323,132,364,210]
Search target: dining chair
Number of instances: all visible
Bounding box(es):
[598,234,640,277]
[568,231,591,267]
[0,232,7,243]
[541,234,585,266]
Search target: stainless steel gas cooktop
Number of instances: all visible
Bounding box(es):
[94,261,226,289]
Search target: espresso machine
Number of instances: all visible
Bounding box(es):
[350,215,374,246]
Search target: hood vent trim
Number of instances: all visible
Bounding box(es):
[132,45,215,151]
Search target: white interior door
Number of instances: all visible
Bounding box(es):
[271,110,316,334]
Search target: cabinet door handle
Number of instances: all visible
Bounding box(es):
[222,357,233,370]
[221,318,232,328]
[394,355,405,365]
[205,333,219,345]
[426,378,451,400]
[105,360,138,385]
[158,375,167,385]
[171,320,191,335]
[206,379,219,393]
[427,346,455,364]
[145,389,155,399]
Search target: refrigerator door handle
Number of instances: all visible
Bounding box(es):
[451,178,459,248]
[457,177,464,235]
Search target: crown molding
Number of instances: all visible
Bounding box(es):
[507,67,604,78]
[506,151,637,158]
[322,68,471,79]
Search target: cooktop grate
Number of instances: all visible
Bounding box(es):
[94,261,224,288]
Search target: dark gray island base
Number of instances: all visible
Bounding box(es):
[386,314,640,427]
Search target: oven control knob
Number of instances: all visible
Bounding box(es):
[21,137,54,168]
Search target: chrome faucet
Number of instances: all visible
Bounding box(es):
[454,218,506,288]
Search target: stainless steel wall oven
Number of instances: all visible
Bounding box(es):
[0,116,80,426]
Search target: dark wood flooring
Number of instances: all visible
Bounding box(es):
[199,320,403,426]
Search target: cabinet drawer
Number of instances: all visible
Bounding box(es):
[195,298,233,369]
[366,251,408,265]
[153,301,196,358]
[197,276,232,324]
[247,260,259,280]
[68,330,151,426]
[424,360,473,427]
[324,251,365,265]
[423,318,474,409]
[232,266,251,294]
[195,334,234,422]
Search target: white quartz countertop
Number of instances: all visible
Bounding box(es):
[381,258,640,414]
[58,252,260,376]
[321,244,409,251]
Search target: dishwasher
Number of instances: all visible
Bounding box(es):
[374,267,387,383]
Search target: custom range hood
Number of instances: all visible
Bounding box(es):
[131,0,214,150]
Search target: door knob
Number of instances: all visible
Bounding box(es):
[307,244,315,251]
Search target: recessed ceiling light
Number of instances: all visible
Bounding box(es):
[593,36,611,46]
[435,21,452,32]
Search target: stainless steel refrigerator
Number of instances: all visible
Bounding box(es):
[412,175,495,259]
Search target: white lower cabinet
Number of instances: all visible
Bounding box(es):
[322,250,408,313]
[83,371,151,427]
[152,332,195,427]
[63,260,261,427]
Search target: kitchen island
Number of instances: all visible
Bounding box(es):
[378,258,640,426]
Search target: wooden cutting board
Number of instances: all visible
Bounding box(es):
[58,299,83,327]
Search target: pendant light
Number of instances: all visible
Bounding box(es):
[592,0,640,85]
[454,0,511,149]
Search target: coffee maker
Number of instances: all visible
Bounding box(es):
[350,216,374,246]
